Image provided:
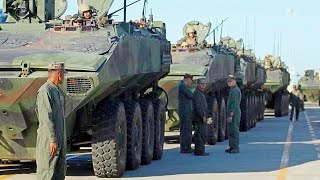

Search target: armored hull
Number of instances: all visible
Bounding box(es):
[263,67,290,117]
[0,0,171,178]
[298,70,320,104]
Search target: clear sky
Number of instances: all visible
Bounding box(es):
[1,0,320,84]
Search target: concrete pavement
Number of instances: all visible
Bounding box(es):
[0,103,319,180]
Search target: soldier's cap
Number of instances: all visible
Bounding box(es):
[227,75,236,82]
[197,78,206,84]
[184,74,193,80]
[48,62,67,73]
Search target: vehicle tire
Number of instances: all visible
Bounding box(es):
[274,93,282,117]
[92,101,127,178]
[139,100,155,165]
[152,99,165,160]
[261,94,265,120]
[218,98,226,142]
[207,97,219,145]
[256,95,261,121]
[252,95,257,128]
[124,101,142,170]
[240,95,249,132]
[247,95,252,129]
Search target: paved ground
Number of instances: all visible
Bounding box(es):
[0,103,320,180]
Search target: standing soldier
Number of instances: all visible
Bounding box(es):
[290,85,302,121]
[193,78,209,156]
[78,4,93,19]
[298,85,305,111]
[226,76,241,154]
[177,26,198,47]
[36,62,67,180]
[178,74,194,153]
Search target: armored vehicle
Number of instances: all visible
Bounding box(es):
[262,55,290,117]
[219,36,267,132]
[298,69,320,105]
[160,21,266,145]
[0,0,171,178]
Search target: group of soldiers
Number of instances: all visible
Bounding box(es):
[178,74,242,156]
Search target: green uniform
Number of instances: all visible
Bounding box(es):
[36,80,67,180]
[178,80,193,152]
[177,36,198,46]
[227,85,241,150]
[193,87,208,155]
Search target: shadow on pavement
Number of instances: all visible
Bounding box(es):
[0,106,319,178]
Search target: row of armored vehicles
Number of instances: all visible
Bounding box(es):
[0,0,290,178]
[160,21,290,145]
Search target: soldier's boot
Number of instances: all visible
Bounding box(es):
[225,148,232,153]
[226,148,239,154]
[229,148,240,154]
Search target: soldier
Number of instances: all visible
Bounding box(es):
[178,74,194,153]
[226,75,241,154]
[177,26,198,47]
[193,78,209,156]
[290,85,302,121]
[36,62,67,180]
[298,85,305,111]
[78,4,93,20]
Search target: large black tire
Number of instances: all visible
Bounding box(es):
[284,93,290,116]
[218,98,226,142]
[207,97,219,145]
[256,94,261,121]
[247,95,253,130]
[124,101,142,170]
[92,101,127,178]
[274,93,282,117]
[252,95,257,128]
[139,100,155,165]
[240,95,249,132]
[152,99,165,160]
[261,94,265,120]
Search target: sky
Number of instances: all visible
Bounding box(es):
[1,0,320,84]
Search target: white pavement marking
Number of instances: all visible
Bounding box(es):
[277,121,294,180]
[304,111,320,159]
[66,155,83,161]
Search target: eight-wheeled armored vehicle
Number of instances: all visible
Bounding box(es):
[0,0,171,178]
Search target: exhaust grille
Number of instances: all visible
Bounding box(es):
[67,78,93,94]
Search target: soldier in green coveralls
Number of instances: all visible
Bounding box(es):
[193,78,209,156]
[36,62,67,180]
[226,75,242,154]
[178,74,194,153]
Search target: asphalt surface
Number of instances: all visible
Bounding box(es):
[0,102,320,180]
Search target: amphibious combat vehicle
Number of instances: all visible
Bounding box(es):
[262,55,290,117]
[298,69,320,105]
[160,21,266,145]
[0,0,171,178]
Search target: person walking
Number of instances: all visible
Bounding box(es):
[36,62,67,180]
[225,76,241,154]
[290,85,302,121]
